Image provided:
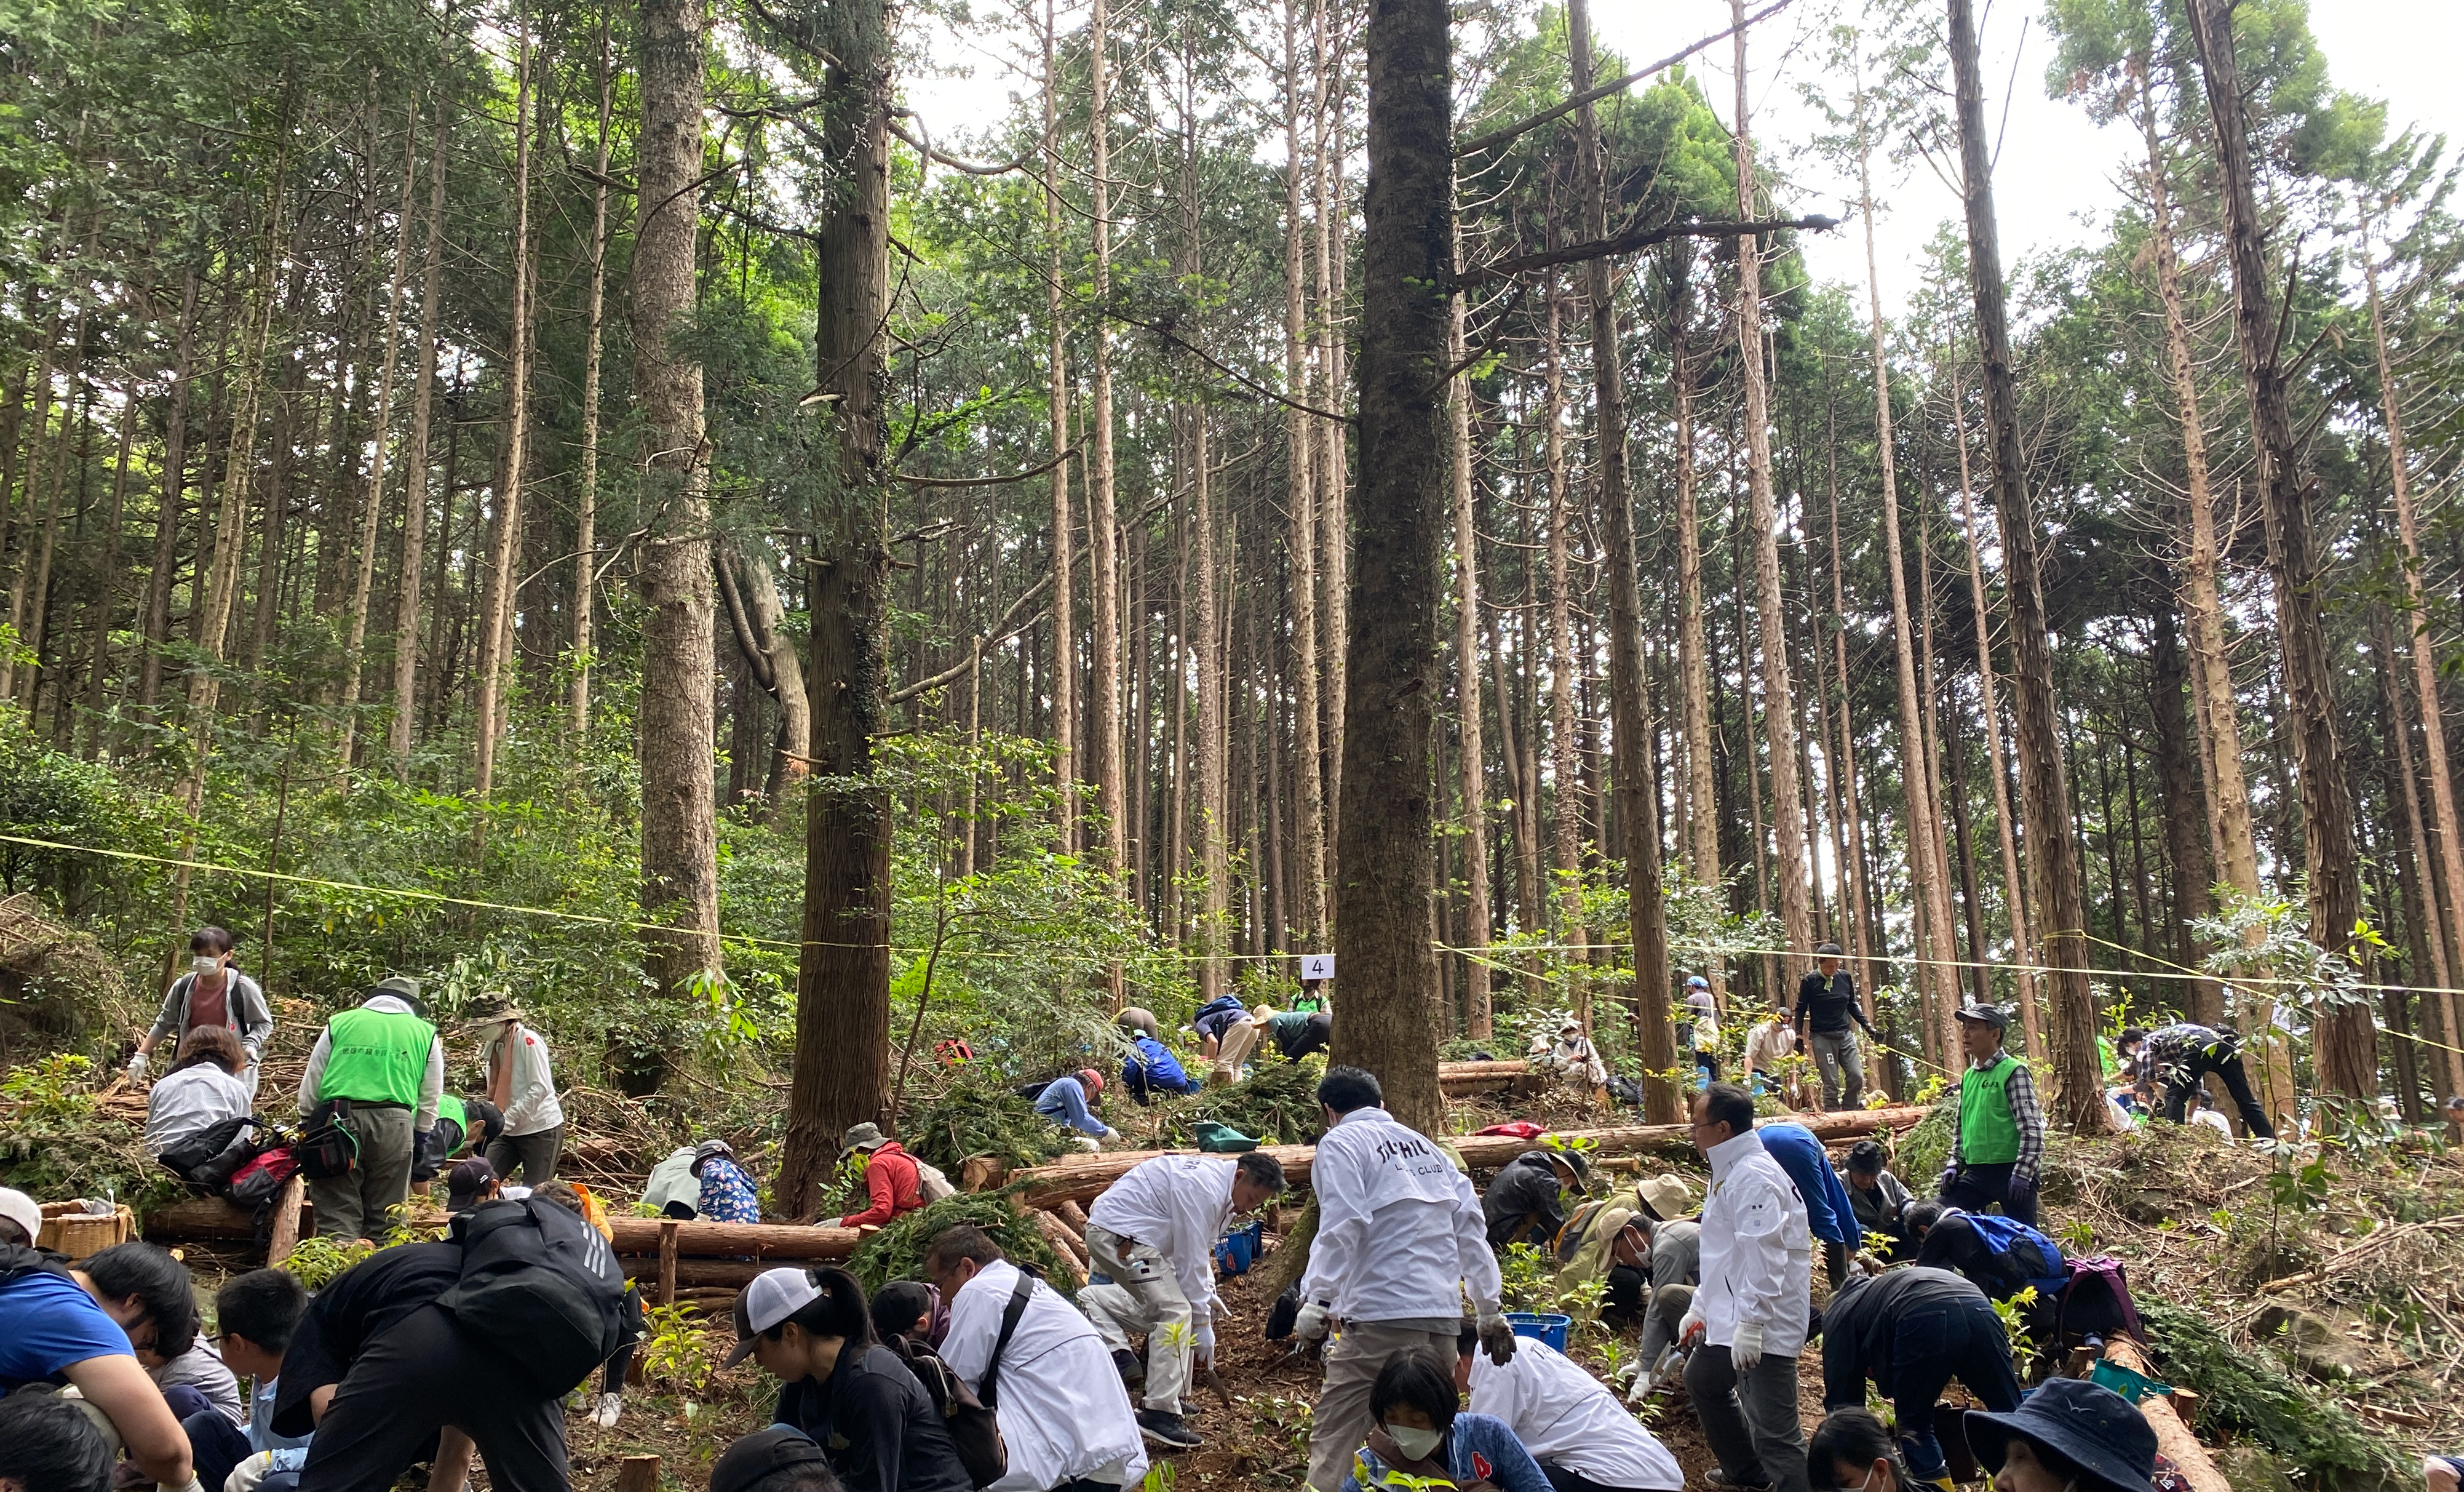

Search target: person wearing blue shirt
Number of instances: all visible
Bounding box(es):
[1757,1121,1860,1288]
[0,1191,196,1490]
[1122,1036,1202,1104]
[182,1269,314,1492]
[1036,1069,1113,1138]
[1341,1350,1551,1492]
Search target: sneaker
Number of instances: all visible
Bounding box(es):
[1111,1348,1146,1387]
[592,1392,623,1429]
[1137,1409,1202,1450]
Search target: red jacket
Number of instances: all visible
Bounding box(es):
[840,1142,924,1227]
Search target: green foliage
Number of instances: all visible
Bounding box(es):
[904,1069,1073,1173]
[0,1055,180,1214]
[638,1300,726,1392]
[846,1192,1074,1299]
[281,1236,378,1292]
[2140,1303,2399,1490]
[1893,1096,1960,1191]
[1168,1059,1324,1146]
[1495,1242,1605,1324]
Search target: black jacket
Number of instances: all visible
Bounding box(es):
[1820,1267,1988,1406]
[776,1342,975,1492]
[1482,1153,1570,1249]
[273,1242,467,1437]
[1795,971,1874,1036]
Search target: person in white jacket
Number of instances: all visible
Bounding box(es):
[471,1003,565,1186]
[926,1224,1148,1492]
[1081,1150,1286,1450]
[1292,1066,1519,1492]
[1458,1328,1683,1491]
[1680,1082,1813,1492]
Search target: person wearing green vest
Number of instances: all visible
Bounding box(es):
[1936,1004,2042,1227]
[295,976,445,1240]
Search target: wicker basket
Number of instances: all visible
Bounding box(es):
[37,1202,138,1259]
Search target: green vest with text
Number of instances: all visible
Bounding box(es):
[1957,1053,2023,1165]
[434,1091,467,1137]
[319,1006,435,1106]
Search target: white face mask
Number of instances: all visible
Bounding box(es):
[1385,1424,1444,1463]
[192,955,222,976]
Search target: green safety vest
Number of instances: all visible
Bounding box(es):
[435,1092,466,1135]
[1958,1052,2024,1164]
[319,1005,436,1106]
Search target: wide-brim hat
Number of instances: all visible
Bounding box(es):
[1965,1379,2158,1492]
[838,1122,889,1160]
[1634,1173,1695,1223]
[368,975,423,1011]
[466,1002,526,1027]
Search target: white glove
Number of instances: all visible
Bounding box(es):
[125,1052,148,1079]
[1193,1324,1215,1356]
[225,1454,274,1492]
[1730,1320,1765,1374]
[1293,1301,1331,1342]
[1677,1307,1706,1347]
[592,1391,622,1427]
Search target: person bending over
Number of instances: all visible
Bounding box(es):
[1806,1409,1924,1492]
[178,1269,312,1492]
[1459,1326,1681,1492]
[724,1268,971,1492]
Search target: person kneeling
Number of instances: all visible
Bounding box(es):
[1343,1350,1550,1492]
[1458,1325,1680,1492]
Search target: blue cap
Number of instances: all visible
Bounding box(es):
[1686,975,1709,989]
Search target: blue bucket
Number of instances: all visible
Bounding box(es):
[1506,1312,1571,1351]
[1214,1219,1265,1277]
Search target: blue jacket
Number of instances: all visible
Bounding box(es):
[1759,1121,1860,1245]
[1123,1037,1201,1103]
[1343,1412,1552,1492]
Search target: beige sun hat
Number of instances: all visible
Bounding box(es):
[1634,1173,1696,1223]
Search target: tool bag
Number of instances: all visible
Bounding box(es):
[437,1196,629,1396]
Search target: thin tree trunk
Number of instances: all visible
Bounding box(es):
[1447,279,1492,1039]
[475,34,535,799]
[632,0,723,1088]
[2185,0,2376,1104]
[1084,0,1127,959]
[138,273,201,717]
[1541,265,1589,1007]
[1313,1,1348,868]
[1669,249,1724,1015]
[1043,0,1075,850]
[79,380,137,750]
[1732,0,1813,979]
[571,12,614,739]
[2150,608,2220,1020]
[1827,463,1890,1093]
[1282,0,1326,947]
[1947,0,2103,1128]
[391,95,450,775]
[715,541,811,812]
[1335,0,1450,1131]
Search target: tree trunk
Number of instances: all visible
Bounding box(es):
[1334,0,1451,1133]
[779,0,895,1208]
[571,14,614,740]
[475,36,535,800]
[716,541,811,813]
[2361,201,2464,1104]
[1314,7,1349,869]
[137,272,200,719]
[1731,0,1813,981]
[1946,0,2104,1130]
[1281,0,1326,951]
[632,0,723,1089]
[1542,265,1589,1008]
[2149,608,2220,1023]
[1446,282,1492,1040]
[1570,0,1675,1119]
[1042,0,1075,851]
[1086,0,1127,951]
[79,381,137,751]
[2183,0,2375,1104]
[391,94,450,775]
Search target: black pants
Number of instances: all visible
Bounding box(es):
[295,1304,567,1492]
[2158,1050,2276,1138]
[1544,1466,1663,1492]
[1886,1298,2023,1480]
[1605,1264,1648,1320]
[1941,1162,2036,1227]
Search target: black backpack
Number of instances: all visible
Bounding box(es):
[296,1099,359,1181]
[158,1115,269,1189]
[437,1197,629,1396]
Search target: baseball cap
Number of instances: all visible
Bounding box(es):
[0,1186,42,1245]
[1816,941,1845,957]
[710,1428,833,1492]
[1685,975,1709,989]
[721,1268,827,1368]
[445,1157,499,1212]
[1954,1002,2012,1032]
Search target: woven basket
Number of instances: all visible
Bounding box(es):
[36,1202,138,1259]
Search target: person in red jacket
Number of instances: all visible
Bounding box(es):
[837,1124,924,1229]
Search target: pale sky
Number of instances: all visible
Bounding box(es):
[896,0,2464,318]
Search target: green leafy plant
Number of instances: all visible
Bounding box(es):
[2140,1303,2398,1490]
[1495,1242,1607,1324]
[638,1300,724,1390]
[846,1191,1075,1297]
[281,1235,376,1291]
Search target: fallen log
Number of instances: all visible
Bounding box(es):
[1438,1060,1538,1091]
[2101,1338,2229,1492]
[624,1258,773,1288]
[606,1218,861,1260]
[266,1176,304,1267]
[1030,1210,1088,1288]
[1009,1104,1931,1208]
[1051,1199,1091,1234]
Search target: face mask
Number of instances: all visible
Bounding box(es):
[1385,1425,1443,1463]
[192,955,221,976]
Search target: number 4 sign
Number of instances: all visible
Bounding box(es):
[1299,953,1335,982]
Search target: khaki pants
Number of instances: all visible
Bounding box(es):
[1210,1020,1262,1085]
[309,1105,415,1240]
[1304,1322,1461,1492]
[1078,1225,1195,1414]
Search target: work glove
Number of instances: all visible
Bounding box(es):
[125,1052,147,1080]
[1677,1307,1706,1349]
[224,1454,274,1492]
[1730,1320,1765,1374]
[1475,1310,1519,1366]
[1193,1324,1215,1371]
[1293,1301,1332,1342]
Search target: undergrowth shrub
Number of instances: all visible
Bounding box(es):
[2140,1302,2397,1491]
[847,1191,1075,1298]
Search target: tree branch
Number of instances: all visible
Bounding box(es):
[1455,0,1799,158]
[1455,215,1839,290]
[895,444,1080,488]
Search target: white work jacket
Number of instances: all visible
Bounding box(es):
[1695,1128,1811,1357]
[1469,1338,1683,1490]
[482,1024,565,1137]
[1086,1154,1234,1318]
[1298,1106,1501,1322]
[941,1258,1148,1492]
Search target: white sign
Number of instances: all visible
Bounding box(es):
[1298,953,1335,982]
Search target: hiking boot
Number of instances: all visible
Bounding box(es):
[1112,1348,1146,1387]
[1137,1409,1203,1450]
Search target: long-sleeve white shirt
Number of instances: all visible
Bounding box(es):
[1086,1154,1234,1319]
[294,995,444,1130]
[1468,1338,1683,1490]
[482,1023,565,1137]
[1298,1106,1502,1323]
[144,1065,255,1158]
[941,1258,1148,1492]
[1695,1128,1811,1356]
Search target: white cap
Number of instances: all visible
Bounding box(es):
[0,1186,42,1247]
[722,1267,825,1366]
